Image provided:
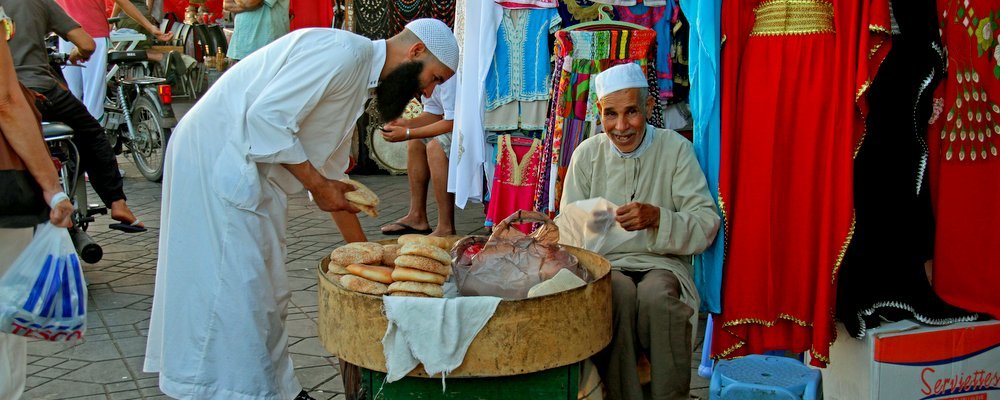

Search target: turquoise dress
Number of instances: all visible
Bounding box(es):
[680,0,723,313]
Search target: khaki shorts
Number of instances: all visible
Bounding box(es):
[421,132,452,158]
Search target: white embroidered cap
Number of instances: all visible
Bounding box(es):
[594,63,648,99]
[404,18,459,72]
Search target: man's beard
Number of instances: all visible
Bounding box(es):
[373,61,423,123]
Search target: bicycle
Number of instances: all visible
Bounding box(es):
[101,49,177,182]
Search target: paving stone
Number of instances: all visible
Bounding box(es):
[56,340,121,362]
[292,353,334,369]
[64,395,108,400]
[59,359,90,370]
[286,318,318,338]
[288,336,331,358]
[112,283,156,296]
[25,375,50,389]
[32,357,64,367]
[85,271,130,285]
[123,356,159,380]
[33,367,72,379]
[114,336,149,358]
[291,289,319,308]
[140,387,166,396]
[106,380,139,392]
[136,376,160,389]
[91,291,149,310]
[314,374,346,395]
[297,365,340,391]
[22,378,105,399]
[111,329,140,340]
[62,359,132,384]
[110,273,157,287]
[109,390,143,400]
[99,308,149,326]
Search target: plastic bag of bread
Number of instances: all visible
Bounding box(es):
[453,211,588,299]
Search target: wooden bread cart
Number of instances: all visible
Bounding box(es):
[317,242,612,399]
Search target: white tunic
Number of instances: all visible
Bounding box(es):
[144,28,380,400]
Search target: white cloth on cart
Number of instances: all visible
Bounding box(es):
[381,296,502,383]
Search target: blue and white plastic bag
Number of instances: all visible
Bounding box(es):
[0,223,87,342]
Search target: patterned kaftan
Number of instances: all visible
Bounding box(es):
[929,0,1000,319]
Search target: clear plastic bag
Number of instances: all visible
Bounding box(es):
[454,211,588,299]
[555,197,638,255]
[0,223,87,342]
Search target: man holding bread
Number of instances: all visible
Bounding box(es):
[559,63,720,400]
[144,20,459,400]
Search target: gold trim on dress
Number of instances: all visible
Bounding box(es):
[750,0,835,37]
[831,213,856,283]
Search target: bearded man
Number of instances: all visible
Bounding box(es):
[143,19,458,400]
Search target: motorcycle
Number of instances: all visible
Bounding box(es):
[42,122,104,264]
[101,49,177,182]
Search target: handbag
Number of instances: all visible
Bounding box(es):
[0,82,49,228]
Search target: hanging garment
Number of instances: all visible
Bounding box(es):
[837,0,981,339]
[486,135,544,233]
[558,0,609,27]
[540,29,662,216]
[679,0,722,313]
[388,0,455,38]
[615,2,675,99]
[484,8,561,131]
[670,8,690,103]
[712,0,891,367]
[354,0,389,38]
[495,0,557,8]
[928,0,1000,319]
[449,0,502,207]
[592,0,669,6]
[289,0,333,30]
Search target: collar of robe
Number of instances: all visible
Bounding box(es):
[610,124,655,159]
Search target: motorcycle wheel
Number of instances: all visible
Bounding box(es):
[129,95,170,182]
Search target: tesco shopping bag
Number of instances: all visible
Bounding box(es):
[0,223,87,342]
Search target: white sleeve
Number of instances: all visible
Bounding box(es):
[244,38,359,164]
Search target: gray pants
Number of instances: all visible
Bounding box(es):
[594,269,694,400]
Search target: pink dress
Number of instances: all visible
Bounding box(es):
[487,135,543,234]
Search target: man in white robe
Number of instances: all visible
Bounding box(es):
[560,63,720,400]
[143,20,459,400]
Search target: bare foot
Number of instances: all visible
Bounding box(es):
[429,228,456,237]
[380,218,431,235]
[110,200,145,228]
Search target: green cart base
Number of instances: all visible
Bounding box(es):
[361,363,581,400]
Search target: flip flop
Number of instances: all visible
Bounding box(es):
[380,222,432,236]
[109,219,147,233]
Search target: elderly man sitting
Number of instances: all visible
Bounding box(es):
[560,63,720,400]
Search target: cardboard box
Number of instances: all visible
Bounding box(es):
[819,320,1000,400]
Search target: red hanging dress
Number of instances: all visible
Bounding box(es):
[713,0,890,366]
[929,0,1000,319]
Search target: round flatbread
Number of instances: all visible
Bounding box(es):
[389,291,431,297]
[346,264,394,284]
[340,274,388,295]
[330,242,382,265]
[391,266,446,284]
[340,178,380,217]
[397,234,451,250]
[388,281,444,298]
[382,244,401,267]
[327,261,350,275]
[399,242,451,265]
[394,255,451,276]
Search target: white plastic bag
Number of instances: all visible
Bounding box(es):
[0,223,87,342]
[555,197,637,255]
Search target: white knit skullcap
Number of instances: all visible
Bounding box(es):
[405,18,459,72]
[594,63,648,99]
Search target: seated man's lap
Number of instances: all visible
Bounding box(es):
[421,133,451,158]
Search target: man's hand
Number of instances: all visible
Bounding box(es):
[615,202,660,231]
[153,29,173,42]
[310,179,361,214]
[43,190,74,228]
[380,123,409,143]
[67,47,92,64]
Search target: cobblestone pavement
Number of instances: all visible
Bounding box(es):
[22,109,710,400]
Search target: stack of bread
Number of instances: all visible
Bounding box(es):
[325,234,453,298]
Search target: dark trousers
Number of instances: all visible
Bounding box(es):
[35,84,125,207]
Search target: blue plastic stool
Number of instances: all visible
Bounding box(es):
[709,355,821,400]
[698,314,715,379]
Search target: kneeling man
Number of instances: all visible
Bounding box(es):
[560,63,720,400]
